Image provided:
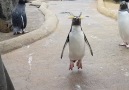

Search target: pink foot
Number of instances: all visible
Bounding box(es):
[119,43,126,46]
[126,45,129,49]
[76,60,82,69]
[69,61,74,70]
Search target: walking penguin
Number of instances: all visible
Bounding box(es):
[12,0,28,35]
[118,1,129,48]
[61,13,93,70]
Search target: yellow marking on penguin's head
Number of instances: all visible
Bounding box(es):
[68,15,75,19]
[79,16,85,19]
[68,15,85,19]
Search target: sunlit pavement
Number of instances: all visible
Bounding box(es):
[2,0,129,90]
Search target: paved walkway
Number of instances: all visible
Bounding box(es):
[2,0,129,90]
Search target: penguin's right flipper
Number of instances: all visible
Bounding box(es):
[80,26,93,56]
[83,33,93,56]
[61,35,69,59]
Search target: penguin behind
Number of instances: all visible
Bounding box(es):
[118,1,129,48]
[12,0,28,35]
[61,13,93,70]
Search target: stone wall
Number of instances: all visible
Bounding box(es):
[0,0,17,33]
[0,0,17,20]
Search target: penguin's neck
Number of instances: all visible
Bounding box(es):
[72,25,81,32]
[119,9,128,12]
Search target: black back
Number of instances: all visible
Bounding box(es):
[12,0,27,30]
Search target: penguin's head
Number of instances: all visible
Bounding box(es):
[120,1,128,10]
[69,12,84,26]
[18,0,28,4]
[71,16,81,25]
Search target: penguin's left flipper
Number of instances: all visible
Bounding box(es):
[83,33,93,56]
[61,35,69,59]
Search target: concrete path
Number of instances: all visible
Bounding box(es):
[2,0,129,90]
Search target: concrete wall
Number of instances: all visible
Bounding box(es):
[0,0,17,20]
[0,0,17,33]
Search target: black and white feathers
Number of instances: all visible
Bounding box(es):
[118,1,129,48]
[12,0,28,35]
[61,13,93,70]
[61,13,93,59]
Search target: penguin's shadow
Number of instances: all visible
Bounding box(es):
[67,71,87,89]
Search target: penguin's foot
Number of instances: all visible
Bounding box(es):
[17,32,21,34]
[13,32,20,35]
[119,43,126,46]
[126,45,129,49]
[69,60,76,70]
[22,30,29,34]
[13,32,16,35]
[76,60,82,69]
[22,31,25,34]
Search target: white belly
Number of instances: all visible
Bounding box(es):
[69,29,85,60]
[118,11,129,43]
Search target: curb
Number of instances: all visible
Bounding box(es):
[0,2,59,54]
[97,0,117,20]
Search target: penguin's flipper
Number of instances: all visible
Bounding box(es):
[83,33,93,56]
[61,35,69,59]
[127,9,129,13]
[22,13,27,28]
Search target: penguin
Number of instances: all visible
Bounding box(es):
[120,0,129,7]
[118,1,129,48]
[12,0,28,35]
[61,13,93,70]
